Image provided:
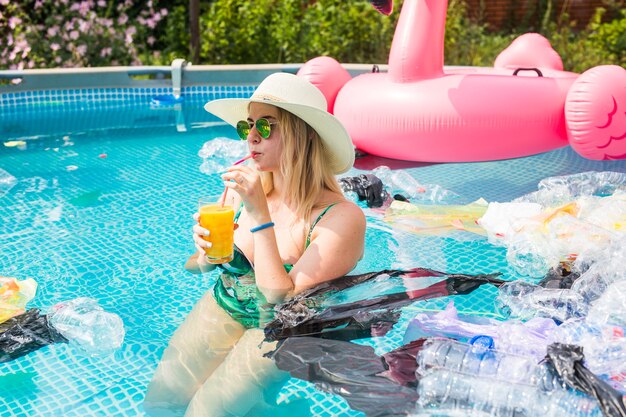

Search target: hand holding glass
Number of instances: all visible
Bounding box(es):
[198,198,234,264]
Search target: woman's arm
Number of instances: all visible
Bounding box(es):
[184,252,217,274]
[288,201,366,295]
[253,200,366,303]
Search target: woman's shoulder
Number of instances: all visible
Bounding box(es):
[321,197,366,228]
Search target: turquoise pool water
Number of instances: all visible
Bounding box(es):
[1,86,626,417]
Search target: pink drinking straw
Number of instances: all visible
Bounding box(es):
[220,154,252,207]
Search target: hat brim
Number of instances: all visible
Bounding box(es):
[204,98,355,174]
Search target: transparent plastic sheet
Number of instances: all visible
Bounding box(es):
[478,172,626,278]
[586,280,626,327]
[515,171,626,206]
[0,167,18,198]
[549,318,626,384]
[197,138,248,175]
[264,269,505,342]
[545,343,626,417]
[570,235,626,304]
[267,336,424,417]
[404,302,558,361]
[383,199,488,237]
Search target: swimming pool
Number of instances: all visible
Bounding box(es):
[1,79,626,417]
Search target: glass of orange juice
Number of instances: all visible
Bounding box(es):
[198,198,235,264]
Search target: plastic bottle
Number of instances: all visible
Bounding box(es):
[416,368,602,417]
[415,337,560,390]
[586,280,626,327]
[495,280,587,323]
[47,297,125,357]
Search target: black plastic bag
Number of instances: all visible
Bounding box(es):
[265,268,504,341]
[339,174,389,208]
[0,309,67,363]
[546,343,626,417]
[268,337,425,417]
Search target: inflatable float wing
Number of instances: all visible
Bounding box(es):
[298,0,626,162]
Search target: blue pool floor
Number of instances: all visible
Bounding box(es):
[1,121,626,416]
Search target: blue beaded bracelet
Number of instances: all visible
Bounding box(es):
[250,221,275,233]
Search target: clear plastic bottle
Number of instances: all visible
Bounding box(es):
[47,297,125,357]
[416,368,602,417]
[495,280,587,323]
[586,280,626,327]
[415,337,559,390]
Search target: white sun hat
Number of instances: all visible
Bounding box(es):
[204,72,355,174]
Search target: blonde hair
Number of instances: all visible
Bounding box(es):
[258,108,344,222]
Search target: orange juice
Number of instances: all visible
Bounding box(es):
[198,204,235,264]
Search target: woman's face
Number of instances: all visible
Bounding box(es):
[246,102,283,172]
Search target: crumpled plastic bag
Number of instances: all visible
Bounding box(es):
[545,343,626,417]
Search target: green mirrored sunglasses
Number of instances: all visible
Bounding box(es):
[236,118,278,140]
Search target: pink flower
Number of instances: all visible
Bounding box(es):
[118,14,128,25]
[69,31,79,40]
[76,44,87,55]
[48,26,59,37]
[79,21,91,32]
[79,1,91,16]
[160,8,168,17]
[100,47,112,57]
[9,17,22,30]
[51,43,61,51]
[0,0,10,5]
[97,0,106,6]
[147,36,155,45]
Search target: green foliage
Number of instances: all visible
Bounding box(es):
[0,0,167,69]
[301,0,397,64]
[586,8,626,67]
[197,0,397,65]
[444,0,515,66]
[1,0,624,71]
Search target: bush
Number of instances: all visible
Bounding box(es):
[197,0,397,65]
[0,0,167,69]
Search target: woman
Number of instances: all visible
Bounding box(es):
[144,73,366,417]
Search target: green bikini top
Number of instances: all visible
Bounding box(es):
[213,203,338,329]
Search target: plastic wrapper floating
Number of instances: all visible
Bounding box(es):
[267,336,424,417]
[545,343,626,417]
[383,199,488,237]
[264,268,504,342]
[0,277,38,324]
[0,297,125,362]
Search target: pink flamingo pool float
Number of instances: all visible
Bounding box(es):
[298,0,626,162]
